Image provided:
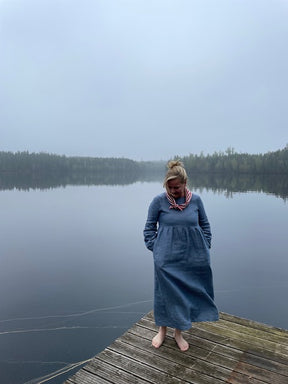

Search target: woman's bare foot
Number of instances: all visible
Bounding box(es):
[174,329,189,351]
[152,326,167,348]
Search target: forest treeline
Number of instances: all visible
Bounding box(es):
[0,146,288,183]
[0,149,288,198]
[0,151,165,189]
[1,146,288,177]
[0,151,159,175]
[181,146,288,174]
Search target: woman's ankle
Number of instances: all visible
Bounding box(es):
[173,329,189,351]
[152,326,167,348]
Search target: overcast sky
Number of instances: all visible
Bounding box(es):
[1,0,288,160]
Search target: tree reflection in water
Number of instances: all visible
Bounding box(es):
[0,171,287,201]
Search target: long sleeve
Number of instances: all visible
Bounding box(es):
[143,196,160,251]
[197,197,212,248]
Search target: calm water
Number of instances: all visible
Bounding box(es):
[0,181,288,384]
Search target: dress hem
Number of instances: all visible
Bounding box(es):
[155,315,219,331]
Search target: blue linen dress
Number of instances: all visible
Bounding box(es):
[144,192,219,330]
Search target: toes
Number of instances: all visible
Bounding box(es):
[152,333,165,349]
[180,342,189,352]
[174,335,189,351]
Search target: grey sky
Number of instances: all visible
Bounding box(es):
[1,0,288,160]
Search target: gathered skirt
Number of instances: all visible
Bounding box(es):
[153,262,219,330]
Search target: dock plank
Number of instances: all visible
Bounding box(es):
[123,327,284,384]
[65,311,288,384]
[109,338,227,384]
[95,347,184,384]
[142,313,288,366]
[220,313,288,338]
[83,358,150,384]
[131,319,288,377]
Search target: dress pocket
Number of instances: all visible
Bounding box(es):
[194,227,208,249]
[187,228,210,266]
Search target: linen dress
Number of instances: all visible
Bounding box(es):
[144,192,219,330]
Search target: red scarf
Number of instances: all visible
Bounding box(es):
[166,188,192,211]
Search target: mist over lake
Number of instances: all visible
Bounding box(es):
[2,1,288,382]
[0,173,287,384]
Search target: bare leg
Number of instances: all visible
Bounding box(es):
[174,329,189,351]
[152,326,167,348]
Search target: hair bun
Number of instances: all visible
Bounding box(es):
[164,159,187,187]
[167,160,184,169]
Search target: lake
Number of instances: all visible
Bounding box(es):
[0,177,288,384]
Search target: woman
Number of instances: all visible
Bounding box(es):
[144,160,218,351]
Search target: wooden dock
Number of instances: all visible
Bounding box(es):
[65,311,288,384]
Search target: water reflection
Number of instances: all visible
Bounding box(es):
[1,171,288,201]
[0,168,163,191]
[188,173,288,201]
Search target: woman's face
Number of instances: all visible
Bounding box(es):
[166,178,186,199]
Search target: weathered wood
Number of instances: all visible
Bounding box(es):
[134,314,288,374]
[109,337,228,384]
[141,314,288,362]
[95,347,184,384]
[84,358,149,384]
[220,312,288,338]
[65,311,288,384]
[192,321,288,355]
[217,317,288,345]
[130,321,288,377]
[67,369,112,384]
[124,327,284,384]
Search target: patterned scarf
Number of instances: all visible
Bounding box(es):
[166,187,192,211]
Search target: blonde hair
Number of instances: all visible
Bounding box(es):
[163,160,187,187]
